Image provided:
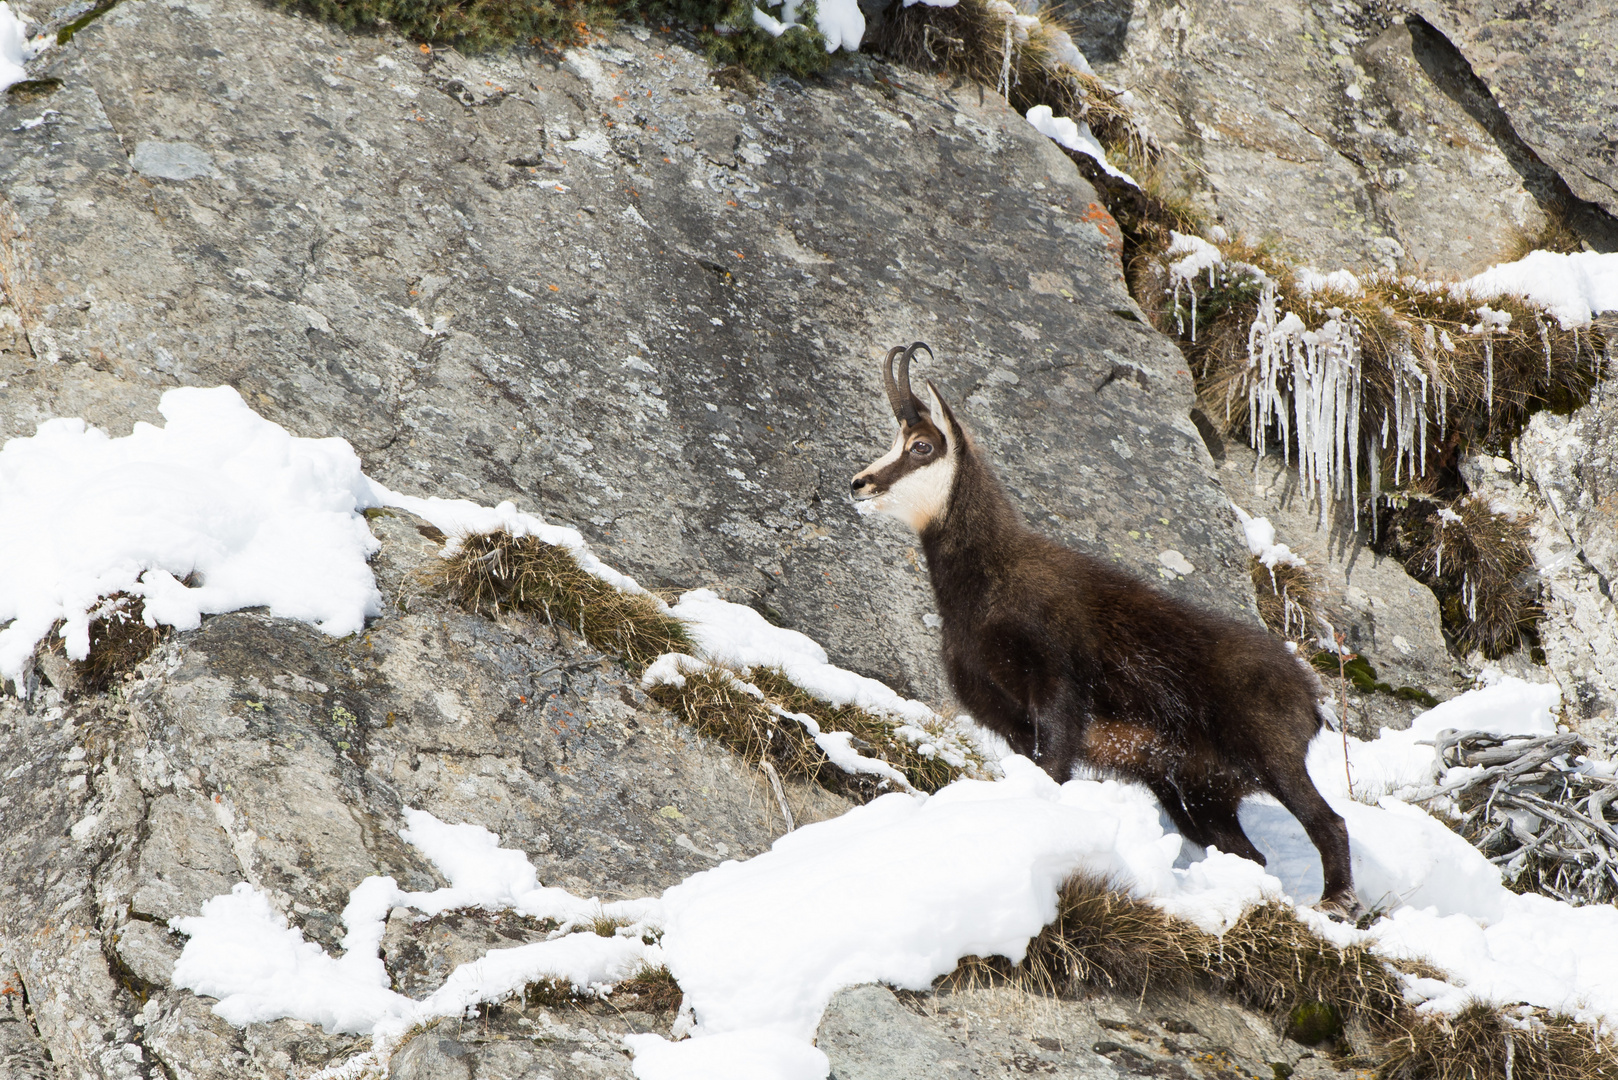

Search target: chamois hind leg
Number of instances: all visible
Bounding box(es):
[1145,777,1264,864]
[1145,778,1207,846]
[1183,793,1266,868]
[1260,758,1360,917]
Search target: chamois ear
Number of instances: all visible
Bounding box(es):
[924,380,962,450]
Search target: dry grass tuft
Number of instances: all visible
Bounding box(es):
[1378,1000,1618,1080]
[1378,495,1539,658]
[1500,203,1586,264]
[942,874,1618,1079]
[76,593,168,693]
[869,1,1135,152]
[1250,557,1319,643]
[747,668,977,794]
[522,976,578,1008]
[1015,872,1202,997]
[39,593,169,696]
[646,665,980,799]
[614,964,683,1013]
[646,665,827,778]
[434,531,689,669]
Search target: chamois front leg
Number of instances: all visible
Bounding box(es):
[1026,675,1087,782]
[981,623,1087,781]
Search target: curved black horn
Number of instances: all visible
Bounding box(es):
[896,342,932,417]
[883,345,920,424]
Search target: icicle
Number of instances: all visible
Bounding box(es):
[1539,315,1553,380]
[1367,430,1381,542]
[1472,306,1511,417]
[1349,349,1361,532]
[1486,334,1495,414]
[1417,363,1429,478]
[998,20,1014,99]
[1393,362,1405,487]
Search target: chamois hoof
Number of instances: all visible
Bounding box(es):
[1315,891,1366,924]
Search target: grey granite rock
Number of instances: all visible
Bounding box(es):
[1411,0,1618,223]
[129,141,221,182]
[1090,0,1606,274]
[818,983,1364,1080]
[0,0,1251,715]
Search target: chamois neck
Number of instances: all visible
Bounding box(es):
[918,450,1024,572]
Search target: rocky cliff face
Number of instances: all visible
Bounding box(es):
[0,0,1252,712]
[2,0,1614,1077]
[1085,0,1617,272]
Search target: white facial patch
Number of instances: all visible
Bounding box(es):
[870,455,956,532]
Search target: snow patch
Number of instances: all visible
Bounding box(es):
[1025,105,1138,187]
[750,0,864,53]
[0,387,384,687]
[1457,250,1618,330]
[0,2,45,94]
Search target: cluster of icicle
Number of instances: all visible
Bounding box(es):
[1178,235,1618,539]
[1243,282,1367,532]
[1238,279,1480,538]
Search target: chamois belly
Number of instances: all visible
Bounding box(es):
[1079,718,1262,797]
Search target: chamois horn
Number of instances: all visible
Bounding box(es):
[884,342,934,424]
[882,345,920,424]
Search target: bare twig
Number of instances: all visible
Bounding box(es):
[1414,729,1618,904]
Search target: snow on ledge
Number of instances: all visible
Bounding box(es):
[1454,249,1618,330]
[749,0,864,53]
[1024,105,1137,187]
[0,2,48,94]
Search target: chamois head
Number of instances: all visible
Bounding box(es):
[850,342,961,532]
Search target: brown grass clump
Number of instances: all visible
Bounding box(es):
[647,665,827,778]
[614,964,683,1013]
[646,665,980,799]
[435,531,689,668]
[522,976,578,1008]
[1500,202,1586,264]
[37,593,169,696]
[748,667,977,794]
[1378,496,1539,658]
[76,593,168,693]
[1379,1001,1618,1080]
[1250,556,1319,643]
[945,874,1618,1079]
[872,2,1082,119]
[1014,872,1202,997]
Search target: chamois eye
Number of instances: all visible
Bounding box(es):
[910,440,933,457]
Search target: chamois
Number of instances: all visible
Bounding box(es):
[851,343,1360,915]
